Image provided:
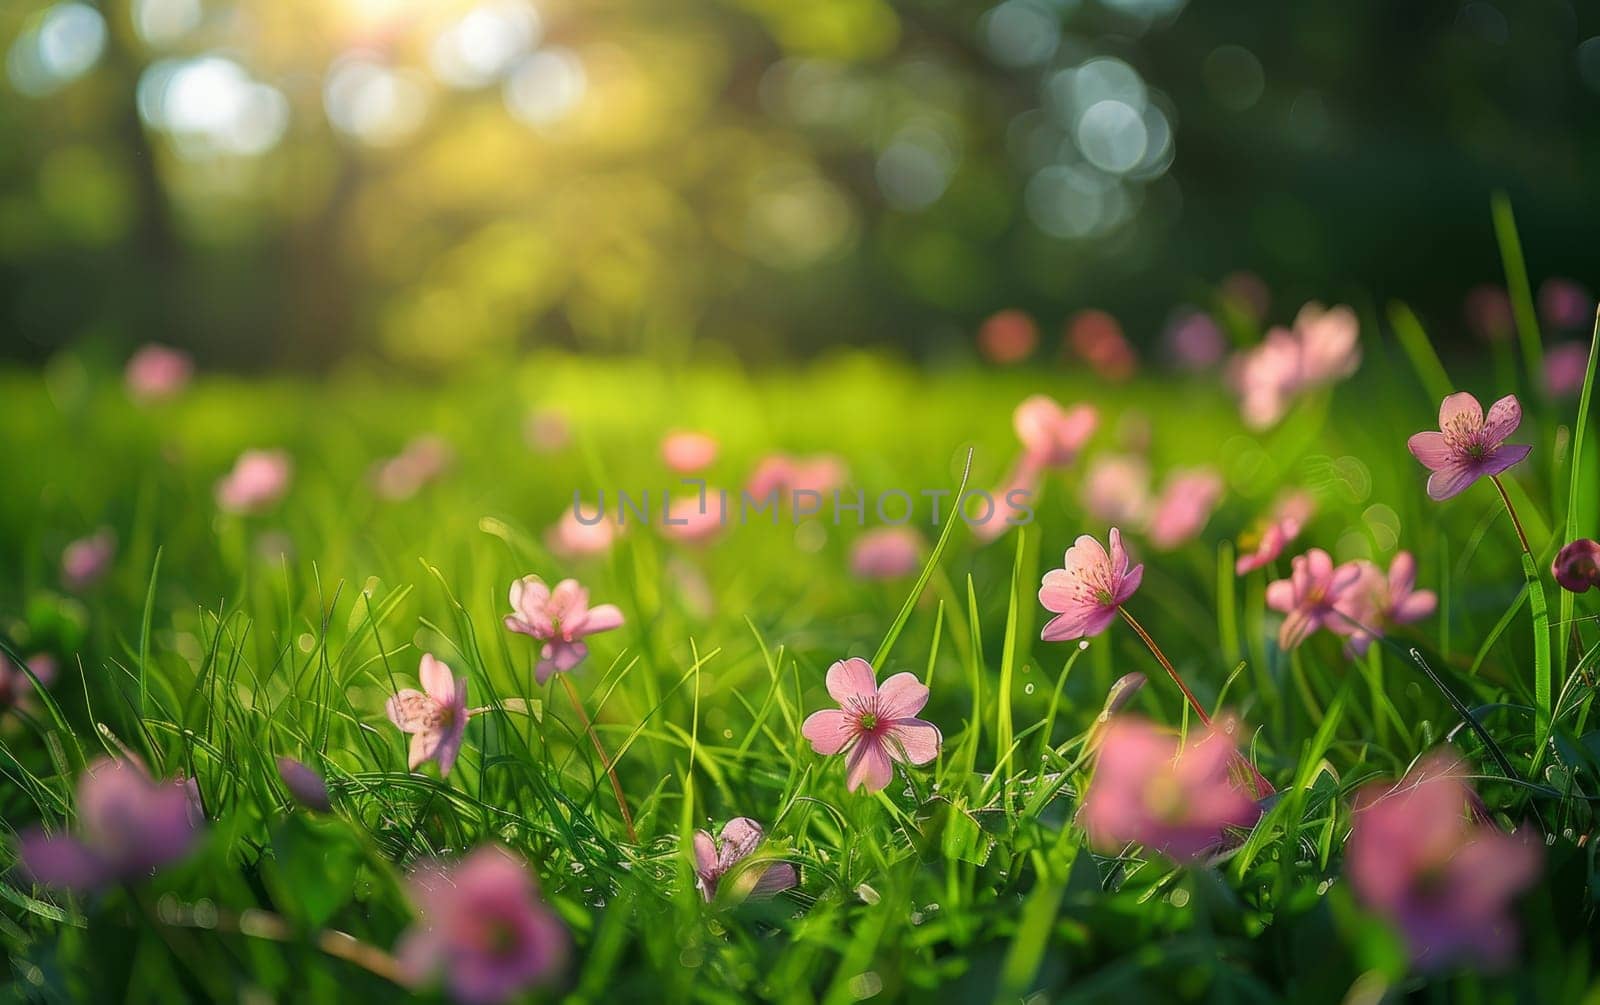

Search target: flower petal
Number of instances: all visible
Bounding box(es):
[419,654,455,705]
[825,657,878,705]
[1426,461,1483,501]
[1407,431,1454,470]
[884,718,942,765]
[1481,442,1532,477]
[876,672,929,719]
[717,817,764,871]
[749,862,798,898]
[692,830,718,883]
[1481,394,1523,444]
[801,709,856,755]
[408,729,441,770]
[580,603,625,635]
[17,830,111,892]
[1438,391,1482,431]
[386,690,433,733]
[844,738,894,793]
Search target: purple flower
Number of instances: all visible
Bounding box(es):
[1553,538,1600,593]
[276,757,332,812]
[385,654,470,777]
[691,817,798,902]
[1038,528,1143,641]
[1537,277,1593,331]
[397,845,568,1004]
[17,757,202,893]
[1544,342,1591,399]
[800,658,941,793]
[1406,392,1532,501]
[61,529,115,591]
[503,576,625,684]
[1081,716,1261,862]
[1347,753,1540,971]
[1464,285,1514,342]
[0,653,56,718]
[1264,549,1364,649]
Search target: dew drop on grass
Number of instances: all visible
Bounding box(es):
[1316,880,1333,895]
[570,861,585,874]
[1167,888,1189,908]
[856,883,880,905]
[847,972,883,999]
[296,633,315,653]
[909,911,924,925]
[1023,683,1034,695]
[1077,640,1090,651]
[722,728,733,739]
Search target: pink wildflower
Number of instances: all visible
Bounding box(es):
[397,845,568,1004]
[546,505,619,558]
[1235,518,1302,575]
[1080,454,1151,525]
[746,453,848,503]
[800,658,941,793]
[124,344,193,402]
[385,654,470,776]
[216,449,292,513]
[1406,392,1531,501]
[1013,395,1098,467]
[1066,309,1137,381]
[1264,549,1364,649]
[1230,303,1361,429]
[1164,310,1227,371]
[1537,277,1593,330]
[1544,342,1590,399]
[691,817,798,902]
[977,309,1038,364]
[61,528,115,591]
[17,757,203,892]
[374,435,453,501]
[661,431,718,473]
[850,527,922,580]
[1464,285,1514,342]
[524,409,571,453]
[1347,754,1540,971]
[0,653,56,719]
[503,576,625,683]
[1336,552,1439,657]
[1081,716,1261,862]
[1038,528,1143,641]
[276,757,332,812]
[661,491,728,544]
[1553,538,1600,593]
[1146,468,1224,550]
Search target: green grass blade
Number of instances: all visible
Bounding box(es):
[870,448,972,671]
[1491,192,1544,393]
[1388,301,1455,405]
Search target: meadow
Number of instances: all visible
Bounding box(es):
[1,307,1599,1003]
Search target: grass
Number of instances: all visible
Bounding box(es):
[0,336,1597,1002]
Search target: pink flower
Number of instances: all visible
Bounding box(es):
[1346,754,1540,971]
[1013,395,1098,467]
[124,344,193,402]
[524,409,571,453]
[17,757,202,892]
[1234,517,1302,575]
[1230,303,1361,429]
[1264,549,1364,649]
[0,653,56,719]
[1066,309,1138,381]
[1081,717,1261,862]
[1164,310,1226,370]
[661,431,718,473]
[746,453,848,502]
[1039,528,1143,641]
[661,491,728,544]
[61,528,115,591]
[374,435,453,501]
[800,658,941,793]
[977,309,1038,364]
[503,576,625,684]
[546,505,619,558]
[692,817,798,902]
[850,527,922,580]
[1544,342,1590,399]
[1406,392,1532,501]
[1080,454,1151,525]
[216,449,292,513]
[1537,277,1593,330]
[386,654,470,776]
[1337,552,1439,657]
[1553,538,1600,593]
[277,757,331,812]
[397,845,568,1004]
[1465,284,1514,342]
[971,456,1041,545]
[1146,468,1224,550]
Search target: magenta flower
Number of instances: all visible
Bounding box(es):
[1039,528,1144,642]
[1347,754,1540,971]
[386,654,470,776]
[1080,454,1151,525]
[1146,468,1224,550]
[1337,552,1439,657]
[691,817,798,903]
[545,505,619,559]
[397,845,568,1005]
[17,757,202,892]
[1544,342,1590,399]
[1406,392,1532,501]
[1538,277,1593,330]
[1164,309,1226,371]
[216,448,292,513]
[661,431,718,473]
[1264,549,1364,649]
[1235,517,1302,575]
[503,576,625,683]
[61,528,115,591]
[800,658,941,793]
[124,343,193,402]
[850,527,922,580]
[0,653,56,719]
[1081,716,1261,862]
[1013,394,1098,467]
[1465,285,1514,342]
[277,757,332,812]
[1553,538,1600,593]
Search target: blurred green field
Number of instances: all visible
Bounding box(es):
[1,342,1597,1002]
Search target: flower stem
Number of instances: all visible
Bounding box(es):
[1118,606,1275,798]
[1490,475,1532,555]
[558,673,638,843]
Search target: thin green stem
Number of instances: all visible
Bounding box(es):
[1490,475,1532,556]
[559,673,638,843]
